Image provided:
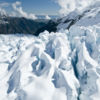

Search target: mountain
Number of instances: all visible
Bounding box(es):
[0,1,100,100]
[36,15,58,19]
[56,1,100,30]
[0,15,58,35]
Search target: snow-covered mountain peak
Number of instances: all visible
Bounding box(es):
[57,1,100,30]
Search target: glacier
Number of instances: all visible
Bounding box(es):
[0,23,100,100]
[1,1,100,100]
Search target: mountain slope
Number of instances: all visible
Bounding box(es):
[0,16,57,35]
[57,1,100,31]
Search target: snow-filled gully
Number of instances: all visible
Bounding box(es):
[0,24,100,100]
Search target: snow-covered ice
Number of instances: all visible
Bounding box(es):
[1,1,100,100]
[0,23,100,100]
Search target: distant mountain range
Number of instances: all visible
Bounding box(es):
[0,15,58,35]
[36,15,58,19]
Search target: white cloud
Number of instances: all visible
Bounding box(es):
[0,8,7,16]
[45,15,51,20]
[0,2,9,16]
[0,2,9,8]
[54,0,99,15]
[12,1,37,20]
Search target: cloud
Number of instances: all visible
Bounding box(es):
[12,1,37,20]
[0,2,9,16]
[54,0,99,15]
[0,2,9,8]
[45,15,51,20]
[0,8,7,16]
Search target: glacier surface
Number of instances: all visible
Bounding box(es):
[0,22,100,100]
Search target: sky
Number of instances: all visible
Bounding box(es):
[0,0,98,20]
[0,0,60,15]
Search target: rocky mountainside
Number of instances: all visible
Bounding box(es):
[0,16,57,35]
